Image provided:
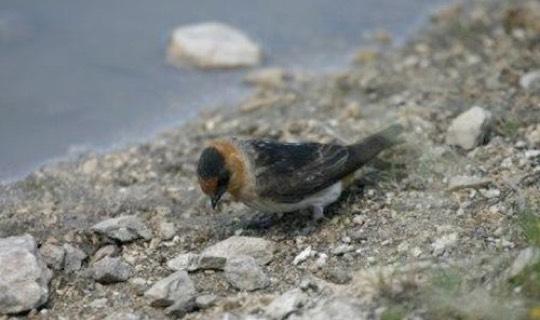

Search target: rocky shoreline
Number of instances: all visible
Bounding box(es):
[1,0,540,319]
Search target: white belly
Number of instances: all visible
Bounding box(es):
[245,182,343,213]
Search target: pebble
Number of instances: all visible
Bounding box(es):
[293,246,312,266]
[332,244,355,256]
[103,312,141,320]
[0,234,52,314]
[91,215,152,243]
[445,106,494,150]
[167,22,262,69]
[264,288,307,320]
[224,255,270,291]
[324,266,352,284]
[447,175,492,191]
[158,221,177,241]
[166,253,200,272]
[199,236,274,270]
[525,150,540,159]
[431,233,459,256]
[144,271,197,312]
[39,242,65,270]
[519,70,540,90]
[89,298,108,309]
[92,257,133,284]
[63,243,87,272]
[195,294,219,309]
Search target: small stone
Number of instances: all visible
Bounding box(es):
[519,70,540,90]
[245,68,287,87]
[525,150,540,159]
[480,189,501,198]
[144,271,197,308]
[446,106,494,150]
[0,234,52,314]
[159,221,177,241]
[324,266,352,284]
[431,233,459,256]
[293,246,312,266]
[91,215,152,243]
[166,253,200,272]
[39,243,65,270]
[264,289,307,320]
[167,22,262,69]
[199,236,274,270]
[411,247,422,257]
[92,257,133,284]
[526,125,540,146]
[103,312,141,320]
[447,175,492,191]
[130,277,148,296]
[507,247,540,279]
[195,294,219,309]
[89,298,108,309]
[314,253,328,268]
[332,244,355,256]
[63,243,87,272]
[224,255,270,291]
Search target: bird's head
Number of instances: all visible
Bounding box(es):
[197,146,231,209]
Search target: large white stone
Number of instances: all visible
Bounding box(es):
[0,234,52,314]
[167,22,262,69]
[446,106,493,150]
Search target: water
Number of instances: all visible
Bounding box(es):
[0,0,451,183]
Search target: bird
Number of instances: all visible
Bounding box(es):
[197,123,403,219]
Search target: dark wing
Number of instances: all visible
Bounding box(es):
[245,140,351,203]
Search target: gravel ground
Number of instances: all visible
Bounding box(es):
[1,0,540,319]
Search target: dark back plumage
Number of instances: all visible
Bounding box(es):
[243,124,402,203]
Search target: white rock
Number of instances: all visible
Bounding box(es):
[0,234,52,314]
[166,253,200,272]
[167,22,262,69]
[91,215,152,243]
[446,106,494,150]
[525,150,540,159]
[224,255,270,291]
[519,70,540,90]
[431,232,459,256]
[264,289,307,320]
[293,246,312,266]
[199,236,274,270]
[103,312,141,320]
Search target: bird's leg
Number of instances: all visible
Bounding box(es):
[311,205,325,221]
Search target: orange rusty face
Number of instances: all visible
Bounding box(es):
[198,176,218,196]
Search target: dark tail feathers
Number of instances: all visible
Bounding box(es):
[347,123,403,167]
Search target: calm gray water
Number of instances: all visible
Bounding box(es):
[0,0,451,183]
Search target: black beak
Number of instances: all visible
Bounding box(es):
[211,186,226,209]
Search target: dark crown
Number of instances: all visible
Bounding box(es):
[197,147,226,178]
